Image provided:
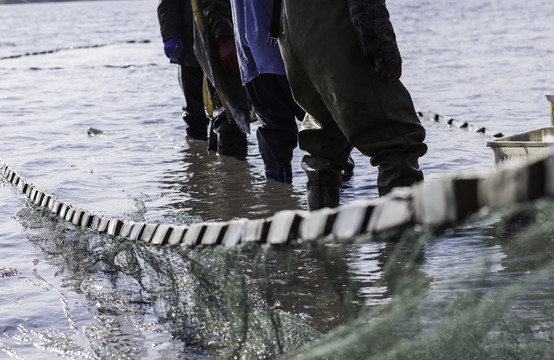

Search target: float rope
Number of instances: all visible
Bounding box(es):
[416,109,504,138]
[0,40,151,61]
[2,147,553,248]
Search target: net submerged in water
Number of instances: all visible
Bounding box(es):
[11,195,553,359]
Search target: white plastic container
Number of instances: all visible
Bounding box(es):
[486,127,554,167]
[545,93,554,125]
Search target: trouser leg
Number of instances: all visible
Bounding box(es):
[208,114,248,161]
[179,65,204,116]
[201,80,248,160]
[179,65,209,140]
[301,114,352,210]
[278,4,353,209]
[245,74,302,183]
[280,0,427,197]
[279,32,352,208]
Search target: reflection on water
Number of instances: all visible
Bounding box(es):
[159,140,305,222]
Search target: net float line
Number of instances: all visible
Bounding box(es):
[2,147,552,248]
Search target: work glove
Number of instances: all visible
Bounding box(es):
[163,38,184,61]
[218,39,239,72]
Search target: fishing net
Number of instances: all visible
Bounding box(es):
[12,195,553,359]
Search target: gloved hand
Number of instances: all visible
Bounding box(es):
[218,39,239,72]
[163,38,184,61]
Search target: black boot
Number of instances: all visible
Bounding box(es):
[265,164,293,184]
[307,183,340,211]
[341,155,355,182]
[377,152,424,196]
[183,113,209,140]
[208,115,248,160]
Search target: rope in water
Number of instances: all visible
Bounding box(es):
[0,40,151,61]
[416,109,504,138]
[2,143,552,247]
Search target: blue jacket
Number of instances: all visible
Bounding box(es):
[230,0,287,85]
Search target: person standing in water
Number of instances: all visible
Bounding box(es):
[228,0,304,183]
[275,0,427,209]
[229,0,355,184]
[157,0,211,140]
[158,0,249,160]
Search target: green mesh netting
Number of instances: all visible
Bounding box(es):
[13,198,554,359]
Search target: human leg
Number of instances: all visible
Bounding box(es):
[327,63,426,195]
[209,113,248,161]
[245,74,302,183]
[300,114,353,210]
[280,0,426,196]
[179,65,209,140]
[278,4,356,209]
[202,80,248,160]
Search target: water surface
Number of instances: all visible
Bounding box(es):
[1,0,552,358]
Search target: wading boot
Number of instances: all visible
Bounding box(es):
[377,153,424,196]
[208,116,247,161]
[183,112,209,140]
[341,155,355,182]
[265,164,293,183]
[306,183,340,211]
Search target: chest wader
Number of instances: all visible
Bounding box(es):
[278,0,427,210]
[191,0,251,160]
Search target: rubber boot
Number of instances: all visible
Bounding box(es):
[208,118,218,151]
[183,113,209,140]
[265,164,293,183]
[208,115,247,160]
[307,183,340,211]
[377,153,424,196]
[341,155,355,182]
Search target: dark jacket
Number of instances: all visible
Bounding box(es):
[192,0,251,134]
[348,0,402,64]
[157,0,199,67]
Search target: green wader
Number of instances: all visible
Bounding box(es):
[278,0,427,210]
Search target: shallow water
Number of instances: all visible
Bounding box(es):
[0,0,553,358]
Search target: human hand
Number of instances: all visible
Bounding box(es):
[219,40,239,72]
[375,60,402,81]
[163,38,184,61]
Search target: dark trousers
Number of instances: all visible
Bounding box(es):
[178,65,246,159]
[179,65,205,117]
[178,65,210,140]
[245,74,303,171]
[280,0,427,198]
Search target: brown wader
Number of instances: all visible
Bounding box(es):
[278,0,427,210]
